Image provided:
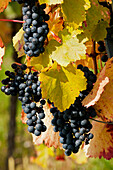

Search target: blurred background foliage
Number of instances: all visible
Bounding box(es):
[0,1,113,170]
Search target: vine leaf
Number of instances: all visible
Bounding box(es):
[33,104,62,149]
[13,27,25,58]
[82,66,109,107]
[50,29,86,67]
[0,37,5,70]
[91,20,109,42]
[39,0,63,5]
[78,0,110,41]
[40,62,87,111]
[83,58,113,122]
[47,7,64,41]
[62,0,86,25]
[84,118,113,160]
[0,0,11,13]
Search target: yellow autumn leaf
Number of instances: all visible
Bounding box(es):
[0,0,11,13]
[13,27,25,58]
[40,62,87,111]
[62,0,86,24]
[50,29,86,66]
[84,118,113,160]
[47,8,63,41]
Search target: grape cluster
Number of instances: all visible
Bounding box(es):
[101,54,108,62]
[1,63,47,136]
[77,64,97,99]
[50,65,97,156]
[22,0,49,57]
[98,41,105,52]
[1,63,27,96]
[97,41,108,62]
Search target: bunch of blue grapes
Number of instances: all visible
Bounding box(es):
[1,63,47,136]
[22,0,49,57]
[12,0,49,57]
[50,65,97,156]
[77,64,97,99]
[97,41,108,62]
[98,41,105,52]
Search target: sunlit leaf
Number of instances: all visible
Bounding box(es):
[40,62,87,111]
[13,27,25,58]
[78,0,110,41]
[50,29,86,66]
[62,0,86,25]
[83,58,113,122]
[84,118,113,160]
[47,7,63,41]
[0,0,11,13]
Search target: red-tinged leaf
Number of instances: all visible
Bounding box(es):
[83,58,113,121]
[84,118,113,160]
[47,8,63,41]
[33,104,62,149]
[21,109,27,124]
[0,37,5,70]
[82,66,109,107]
[13,28,25,58]
[0,0,11,13]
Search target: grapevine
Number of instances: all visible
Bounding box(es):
[0,0,113,161]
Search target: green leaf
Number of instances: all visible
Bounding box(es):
[62,0,86,25]
[50,29,86,66]
[39,0,63,5]
[92,21,109,42]
[78,0,110,41]
[40,62,87,111]
[13,27,25,58]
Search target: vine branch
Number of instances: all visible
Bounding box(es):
[0,19,24,23]
[90,117,113,124]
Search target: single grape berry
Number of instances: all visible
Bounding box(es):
[101,54,108,62]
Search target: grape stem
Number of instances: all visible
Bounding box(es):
[90,117,113,124]
[14,62,37,72]
[0,19,24,23]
